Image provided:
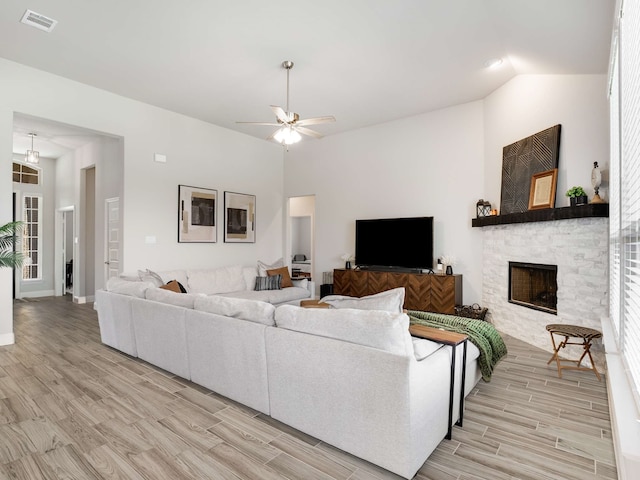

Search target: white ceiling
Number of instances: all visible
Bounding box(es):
[1,0,615,148]
[12,114,108,159]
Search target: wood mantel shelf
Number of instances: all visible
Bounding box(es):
[472,203,609,227]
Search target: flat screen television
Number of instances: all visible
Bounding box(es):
[355,216,434,271]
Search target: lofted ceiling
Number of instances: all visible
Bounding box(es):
[1,0,615,148]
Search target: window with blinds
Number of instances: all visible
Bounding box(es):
[610,0,640,406]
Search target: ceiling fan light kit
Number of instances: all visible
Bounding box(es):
[237,60,335,146]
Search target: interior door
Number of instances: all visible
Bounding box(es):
[105,197,120,283]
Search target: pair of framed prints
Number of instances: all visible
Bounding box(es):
[178,185,255,243]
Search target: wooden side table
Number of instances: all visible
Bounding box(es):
[545,324,602,380]
[409,324,468,440]
[299,299,330,308]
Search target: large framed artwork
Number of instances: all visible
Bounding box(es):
[224,191,256,243]
[500,124,561,215]
[178,185,217,243]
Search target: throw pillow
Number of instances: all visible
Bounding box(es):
[291,278,309,290]
[138,269,164,287]
[258,258,284,276]
[321,287,405,313]
[254,275,282,291]
[267,266,293,288]
[159,280,187,293]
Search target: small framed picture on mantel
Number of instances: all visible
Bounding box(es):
[528,168,558,210]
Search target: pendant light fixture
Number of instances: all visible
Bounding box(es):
[25,133,40,164]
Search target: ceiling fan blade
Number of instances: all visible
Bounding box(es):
[296,116,336,126]
[236,121,281,126]
[296,126,324,139]
[270,105,290,123]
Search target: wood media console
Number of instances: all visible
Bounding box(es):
[333,269,462,314]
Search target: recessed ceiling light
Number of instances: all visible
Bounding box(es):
[484,58,503,69]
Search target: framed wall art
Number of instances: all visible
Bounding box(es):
[528,168,558,210]
[500,124,561,214]
[224,191,256,243]
[178,185,217,243]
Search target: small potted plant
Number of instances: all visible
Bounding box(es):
[566,186,588,207]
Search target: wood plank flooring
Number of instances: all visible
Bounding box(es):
[1,296,617,479]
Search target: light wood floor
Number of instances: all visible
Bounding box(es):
[0,296,617,480]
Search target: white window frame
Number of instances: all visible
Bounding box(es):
[22,194,42,281]
[12,161,41,185]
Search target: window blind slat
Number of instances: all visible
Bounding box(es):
[612,0,640,404]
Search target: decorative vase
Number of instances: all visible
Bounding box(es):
[446,265,453,275]
[345,261,351,270]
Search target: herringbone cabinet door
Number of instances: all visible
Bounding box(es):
[388,273,430,310]
[431,276,456,314]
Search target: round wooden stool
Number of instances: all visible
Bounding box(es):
[545,324,602,381]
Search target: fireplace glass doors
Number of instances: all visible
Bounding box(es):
[508,262,558,314]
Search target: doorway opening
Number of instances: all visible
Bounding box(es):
[288,195,315,285]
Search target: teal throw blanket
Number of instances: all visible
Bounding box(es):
[407,310,507,382]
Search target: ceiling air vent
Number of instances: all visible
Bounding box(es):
[20,9,58,32]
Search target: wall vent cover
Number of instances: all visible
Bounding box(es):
[20,9,58,32]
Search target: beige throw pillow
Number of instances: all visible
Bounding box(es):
[267,266,293,288]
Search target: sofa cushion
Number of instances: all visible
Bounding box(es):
[258,258,284,276]
[242,266,258,290]
[138,269,164,287]
[321,288,405,313]
[412,338,443,361]
[105,277,155,298]
[218,286,310,305]
[188,265,246,295]
[146,287,199,309]
[255,275,282,291]
[156,270,189,289]
[267,266,293,288]
[194,295,276,326]
[274,305,413,357]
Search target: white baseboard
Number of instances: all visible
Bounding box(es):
[74,295,95,304]
[19,290,56,298]
[0,332,15,346]
[601,317,640,480]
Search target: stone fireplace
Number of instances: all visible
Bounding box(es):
[477,209,609,368]
[508,261,558,314]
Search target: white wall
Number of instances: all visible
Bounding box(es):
[284,75,608,309]
[0,110,12,345]
[484,75,609,208]
[285,101,485,304]
[0,57,283,344]
[291,217,312,258]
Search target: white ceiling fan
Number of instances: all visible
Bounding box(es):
[237,61,336,145]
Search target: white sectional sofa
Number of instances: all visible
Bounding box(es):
[95,274,481,479]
